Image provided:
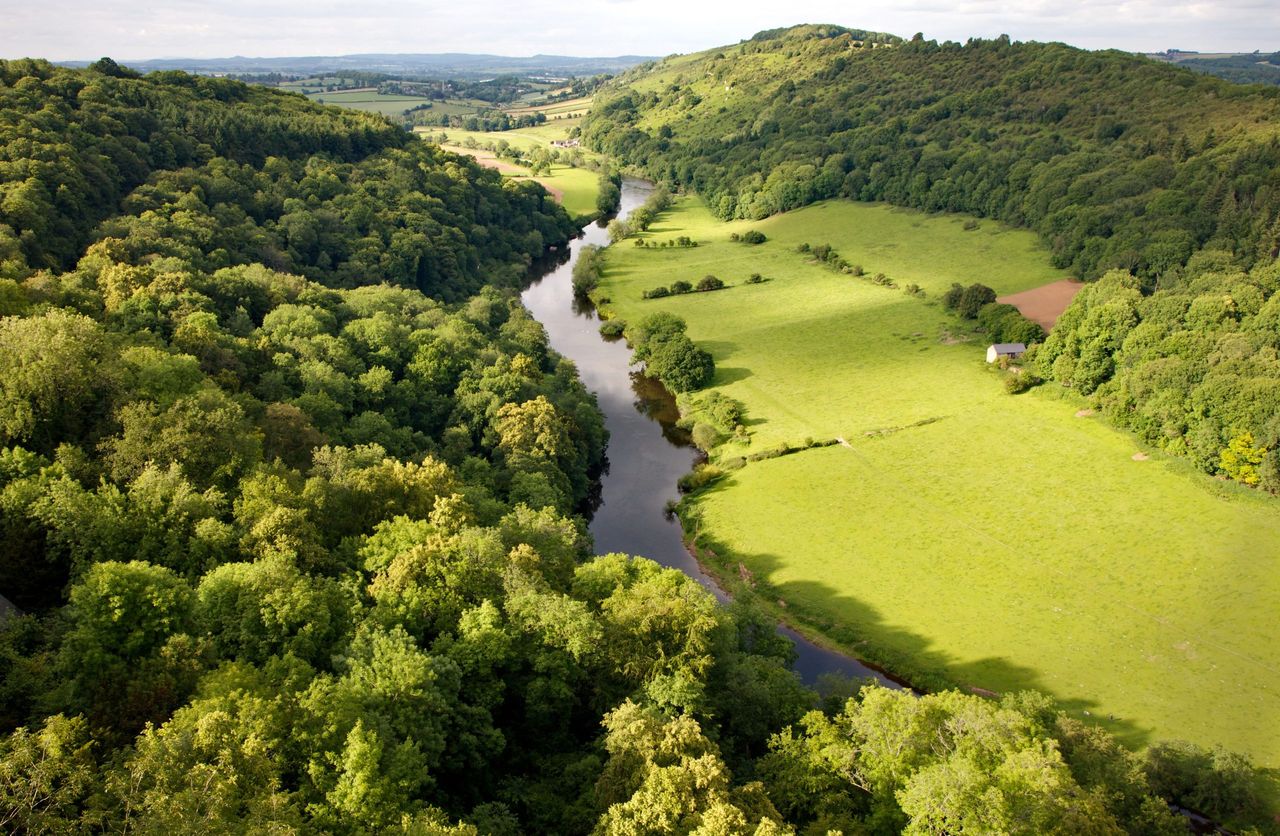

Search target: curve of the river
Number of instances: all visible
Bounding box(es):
[522,178,904,688]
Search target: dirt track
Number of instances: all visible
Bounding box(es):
[998,279,1085,331]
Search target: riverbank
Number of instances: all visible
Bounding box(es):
[520,178,906,688]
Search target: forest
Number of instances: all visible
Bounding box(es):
[0,53,1271,834]
[582,25,1280,489]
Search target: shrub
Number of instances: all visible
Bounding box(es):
[729,232,741,242]
[741,230,767,244]
[746,273,764,284]
[690,422,722,451]
[696,275,725,291]
[598,319,625,338]
[904,283,924,297]
[1004,371,1043,394]
[677,463,723,492]
[963,218,980,231]
[851,264,865,276]
[942,282,965,310]
[642,286,671,299]
[670,280,693,294]
[956,283,998,318]
[607,219,631,243]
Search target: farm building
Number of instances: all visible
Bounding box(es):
[986,342,1027,363]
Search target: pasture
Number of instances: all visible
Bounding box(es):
[422,135,602,220]
[596,197,1280,766]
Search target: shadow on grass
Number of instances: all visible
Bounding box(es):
[713,366,752,385]
[684,483,1155,751]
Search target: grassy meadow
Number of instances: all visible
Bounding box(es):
[305,88,439,117]
[415,126,602,219]
[597,197,1280,766]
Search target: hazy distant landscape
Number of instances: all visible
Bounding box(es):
[1,10,1279,834]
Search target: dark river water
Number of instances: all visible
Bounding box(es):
[521,179,903,688]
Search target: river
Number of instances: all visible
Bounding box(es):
[521,178,903,689]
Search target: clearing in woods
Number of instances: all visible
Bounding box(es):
[416,126,603,220]
[595,195,1280,767]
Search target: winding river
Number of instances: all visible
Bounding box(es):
[522,178,903,688]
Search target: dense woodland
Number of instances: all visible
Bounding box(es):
[583,26,1280,489]
[0,57,1268,833]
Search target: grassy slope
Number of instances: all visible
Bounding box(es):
[415,127,601,219]
[598,196,1280,765]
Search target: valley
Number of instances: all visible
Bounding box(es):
[593,195,1280,764]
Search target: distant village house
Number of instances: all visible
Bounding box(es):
[550,139,580,148]
[986,342,1027,363]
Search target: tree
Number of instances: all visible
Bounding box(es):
[647,335,715,393]
[0,310,119,453]
[1219,431,1267,485]
[0,715,100,834]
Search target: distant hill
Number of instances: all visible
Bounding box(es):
[57,52,656,79]
[1146,49,1280,87]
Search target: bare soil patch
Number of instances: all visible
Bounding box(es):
[998,279,1086,331]
[1076,409,1095,418]
[1132,452,1150,461]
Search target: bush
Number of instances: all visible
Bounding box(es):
[696,275,725,291]
[978,301,1046,344]
[741,230,767,244]
[904,283,924,297]
[690,422,722,451]
[746,273,764,284]
[677,463,723,492]
[642,286,671,299]
[607,219,631,242]
[943,282,998,318]
[670,280,693,294]
[598,319,625,338]
[1004,371,1043,394]
[957,283,998,318]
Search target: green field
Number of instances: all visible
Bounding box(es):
[597,197,1280,766]
[417,130,602,220]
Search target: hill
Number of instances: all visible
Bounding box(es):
[58,52,656,80]
[1148,50,1280,87]
[583,25,1280,282]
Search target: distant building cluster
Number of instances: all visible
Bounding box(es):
[550,138,581,148]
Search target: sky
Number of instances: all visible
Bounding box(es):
[2,0,1277,61]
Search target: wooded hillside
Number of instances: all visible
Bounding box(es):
[584,26,1280,282]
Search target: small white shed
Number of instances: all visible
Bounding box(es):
[986,342,1027,363]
